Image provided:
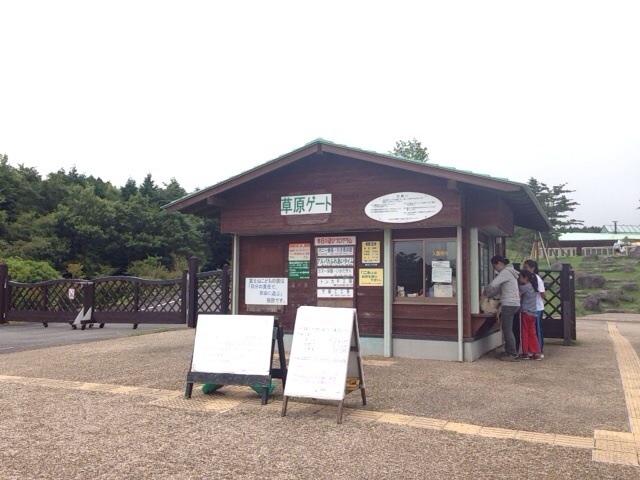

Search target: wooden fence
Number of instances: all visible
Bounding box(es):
[0,258,230,329]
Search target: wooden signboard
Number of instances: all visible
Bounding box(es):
[281,306,366,423]
[184,314,287,405]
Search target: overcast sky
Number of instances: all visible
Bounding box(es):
[1,1,638,227]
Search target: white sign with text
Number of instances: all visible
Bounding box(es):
[284,306,358,401]
[190,315,274,375]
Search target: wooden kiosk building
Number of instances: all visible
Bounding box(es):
[166,139,551,361]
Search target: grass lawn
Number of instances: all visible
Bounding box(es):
[540,254,640,316]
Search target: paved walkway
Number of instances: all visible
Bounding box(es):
[1,315,640,478]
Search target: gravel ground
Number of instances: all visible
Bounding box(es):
[0,318,638,479]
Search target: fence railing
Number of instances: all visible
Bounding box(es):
[0,259,230,328]
[543,247,577,258]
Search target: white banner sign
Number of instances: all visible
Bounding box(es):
[245,278,288,305]
[317,257,354,267]
[317,268,354,277]
[317,278,354,288]
[314,236,356,246]
[317,288,354,298]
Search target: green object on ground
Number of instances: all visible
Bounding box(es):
[250,381,276,396]
[202,383,223,394]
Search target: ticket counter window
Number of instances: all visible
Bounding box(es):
[394,239,457,302]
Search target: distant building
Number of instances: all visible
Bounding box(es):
[550,227,640,256]
[600,225,640,234]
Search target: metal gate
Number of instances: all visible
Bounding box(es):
[0,260,231,329]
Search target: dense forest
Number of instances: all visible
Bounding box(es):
[1,146,588,281]
[0,154,231,281]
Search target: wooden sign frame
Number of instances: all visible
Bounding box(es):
[281,306,366,423]
[184,314,287,405]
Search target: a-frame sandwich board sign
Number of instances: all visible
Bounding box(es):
[185,314,287,405]
[281,306,366,423]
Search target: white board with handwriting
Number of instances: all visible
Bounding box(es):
[284,306,357,401]
[190,315,274,375]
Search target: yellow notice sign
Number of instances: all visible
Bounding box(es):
[359,268,383,286]
[361,241,380,265]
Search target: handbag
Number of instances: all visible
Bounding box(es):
[480,294,500,315]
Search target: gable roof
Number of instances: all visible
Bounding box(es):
[164,138,551,232]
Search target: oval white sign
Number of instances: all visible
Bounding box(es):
[365,192,443,223]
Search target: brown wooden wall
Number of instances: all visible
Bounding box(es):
[464,188,514,236]
[237,228,487,341]
[238,232,385,335]
[228,153,510,341]
[221,153,462,235]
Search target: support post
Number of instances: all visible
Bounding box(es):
[561,263,574,346]
[0,264,7,324]
[383,228,393,357]
[221,265,230,314]
[187,256,199,328]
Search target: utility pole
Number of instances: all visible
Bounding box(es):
[613,220,618,234]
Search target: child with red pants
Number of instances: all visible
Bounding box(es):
[518,269,542,360]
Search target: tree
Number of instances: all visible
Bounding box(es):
[0,158,210,277]
[1,256,60,282]
[526,178,582,232]
[391,139,429,162]
[121,178,138,200]
[508,178,582,262]
[139,173,159,203]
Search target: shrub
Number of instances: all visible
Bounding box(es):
[2,256,60,283]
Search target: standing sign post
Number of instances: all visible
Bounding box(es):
[185,314,287,405]
[281,306,366,423]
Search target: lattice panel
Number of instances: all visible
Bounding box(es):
[95,281,136,311]
[10,282,85,312]
[138,284,182,312]
[197,275,225,313]
[94,281,182,313]
[541,271,562,320]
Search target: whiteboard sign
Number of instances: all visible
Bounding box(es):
[190,315,274,375]
[284,306,357,401]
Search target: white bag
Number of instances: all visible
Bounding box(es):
[480,294,500,315]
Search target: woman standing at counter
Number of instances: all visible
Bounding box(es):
[483,255,521,361]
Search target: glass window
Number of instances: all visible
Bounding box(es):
[394,239,457,301]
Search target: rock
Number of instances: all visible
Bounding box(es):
[621,283,639,292]
[575,272,606,289]
[620,264,636,273]
[617,292,635,303]
[594,290,619,305]
[582,295,601,311]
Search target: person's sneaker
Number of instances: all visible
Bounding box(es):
[498,353,520,361]
[518,354,531,360]
[532,354,542,361]
[540,353,545,359]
